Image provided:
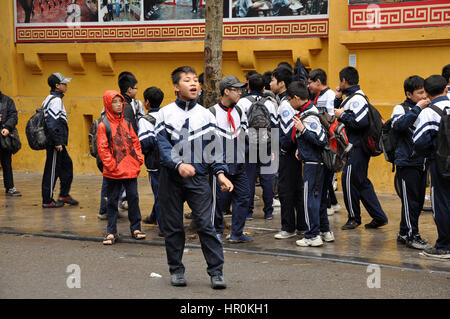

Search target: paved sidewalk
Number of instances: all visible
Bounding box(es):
[0,172,448,274]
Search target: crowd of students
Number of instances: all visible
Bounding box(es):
[1,62,449,289]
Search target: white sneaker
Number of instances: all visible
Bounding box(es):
[331,204,342,212]
[254,195,260,201]
[333,180,338,191]
[272,198,281,207]
[274,231,296,239]
[296,236,323,247]
[321,231,335,242]
[327,208,335,216]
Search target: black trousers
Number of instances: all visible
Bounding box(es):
[159,167,224,276]
[0,149,14,190]
[278,153,307,233]
[397,166,427,239]
[41,146,73,204]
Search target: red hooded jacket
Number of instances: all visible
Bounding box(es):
[97,90,144,179]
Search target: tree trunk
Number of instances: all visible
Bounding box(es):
[203,0,223,108]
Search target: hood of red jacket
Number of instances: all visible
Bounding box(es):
[103,90,125,124]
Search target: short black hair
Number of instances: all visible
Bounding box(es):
[248,73,264,92]
[277,62,293,72]
[424,75,447,97]
[442,64,450,83]
[48,74,61,91]
[245,70,258,81]
[403,75,424,96]
[272,66,293,88]
[143,87,164,108]
[262,71,272,90]
[339,66,359,85]
[199,72,204,85]
[308,68,327,85]
[171,66,197,84]
[118,72,137,94]
[287,81,309,100]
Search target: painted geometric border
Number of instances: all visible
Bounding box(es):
[349,0,450,30]
[15,19,328,43]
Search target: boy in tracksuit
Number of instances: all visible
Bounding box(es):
[391,76,429,250]
[138,87,164,230]
[97,90,145,245]
[286,81,328,247]
[413,75,450,259]
[334,67,388,230]
[237,73,278,221]
[41,73,78,208]
[210,75,251,243]
[270,67,307,239]
[155,66,234,289]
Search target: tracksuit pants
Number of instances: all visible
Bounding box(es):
[0,149,14,190]
[105,177,142,235]
[213,171,250,237]
[246,161,274,218]
[327,173,338,208]
[397,166,427,239]
[42,146,73,204]
[429,161,450,250]
[342,147,388,224]
[303,163,326,239]
[278,153,306,233]
[148,170,162,231]
[159,167,224,276]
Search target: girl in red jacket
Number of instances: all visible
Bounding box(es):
[97,90,146,245]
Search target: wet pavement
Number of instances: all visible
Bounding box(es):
[1,171,449,275]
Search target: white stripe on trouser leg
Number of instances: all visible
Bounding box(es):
[346,165,354,218]
[50,149,57,200]
[402,179,412,237]
[303,180,310,231]
[211,175,217,226]
[431,186,435,220]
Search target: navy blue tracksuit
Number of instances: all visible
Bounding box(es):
[413,96,450,250]
[336,87,388,224]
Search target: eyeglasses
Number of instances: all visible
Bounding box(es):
[229,88,242,93]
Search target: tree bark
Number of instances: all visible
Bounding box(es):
[203,0,223,108]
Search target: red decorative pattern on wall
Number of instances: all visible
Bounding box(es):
[349,0,450,30]
[15,19,328,43]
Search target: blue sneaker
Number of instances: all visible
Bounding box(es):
[216,233,223,244]
[228,233,253,243]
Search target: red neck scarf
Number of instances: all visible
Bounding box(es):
[219,100,238,138]
[291,100,312,142]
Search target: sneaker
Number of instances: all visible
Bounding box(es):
[272,198,281,207]
[143,215,156,224]
[228,233,253,243]
[119,200,128,210]
[210,275,227,289]
[331,204,341,212]
[254,195,260,201]
[406,235,430,250]
[341,219,361,230]
[264,214,273,220]
[223,210,232,218]
[216,233,223,244]
[364,219,388,229]
[274,231,296,239]
[422,247,450,259]
[320,231,335,242]
[327,208,335,216]
[6,188,21,197]
[42,200,64,208]
[397,233,407,244]
[58,195,79,206]
[246,214,254,221]
[170,273,187,287]
[184,212,193,219]
[97,213,107,220]
[296,236,323,247]
[333,180,338,191]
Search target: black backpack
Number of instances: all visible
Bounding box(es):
[380,103,409,171]
[246,96,272,145]
[25,96,57,150]
[89,114,111,158]
[349,93,384,157]
[429,104,450,179]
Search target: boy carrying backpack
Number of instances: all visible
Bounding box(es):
[413,75,450,259]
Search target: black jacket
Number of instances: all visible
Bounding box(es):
[0,92,18,132]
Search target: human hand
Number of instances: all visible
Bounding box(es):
[217,173,234,192]
[334,108,345,118]
[177,163,196,178]
[293,116,304,132]
[335,86,343,99]
[1,128,9,136]
[295,149,300,161]
[416,98,430,110]
[55,145,63,152]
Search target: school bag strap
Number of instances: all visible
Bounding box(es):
[429,104,446,117]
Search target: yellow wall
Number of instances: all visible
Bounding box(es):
[2,0,449,193]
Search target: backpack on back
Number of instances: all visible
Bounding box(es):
[25,96,57,150]
[429,104,450,179]
[246,96,272,145]
[380,103,409,171]
[89,114,111,158]
[352,93,384,157]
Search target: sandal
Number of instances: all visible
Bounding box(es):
[103,233,118,245]
[132,230,146,240]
